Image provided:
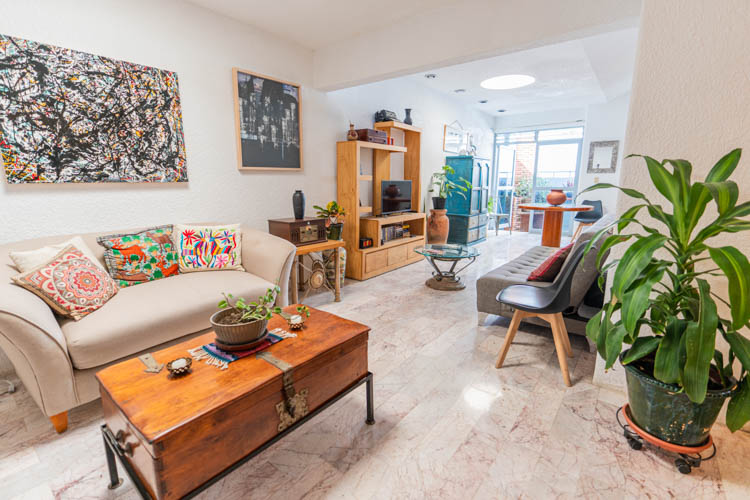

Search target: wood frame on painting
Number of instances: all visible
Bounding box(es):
[232,67,303,171]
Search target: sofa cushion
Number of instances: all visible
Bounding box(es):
[528,242,573,282]
[174,224,243,273]
[97,225,180,287]
[60,270,274,369]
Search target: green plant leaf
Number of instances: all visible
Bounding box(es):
[682,280,718,403]
[701,181,739,215]
[726,377,750,432]
[586,309,604,346]
[642,156,685,236]
[577,182,650,203]
[617,204,646,232]
[622,337,662,364]
[611,234,668,300]
[654,319,686,384]
[605,324,627,369]
[685,182,712,237]
[724,331,750,372]
[705,148,741,182]
[709,246,750,329]
[664,158,692,211]
[621,266,665,334]
[597,234,632,269]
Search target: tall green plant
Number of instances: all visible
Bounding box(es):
[429,165,472,199]
[581,149,750,432]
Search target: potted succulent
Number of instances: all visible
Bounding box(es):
[314,201,346,240]
[582,148,750,445]
[210,286,283,344]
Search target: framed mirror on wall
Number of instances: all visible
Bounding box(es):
[587,140,619,174]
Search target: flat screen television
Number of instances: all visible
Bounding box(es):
[380,180,412,215]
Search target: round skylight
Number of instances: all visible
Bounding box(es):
[480,74,535,90]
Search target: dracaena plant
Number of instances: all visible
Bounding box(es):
[581,149,750,432]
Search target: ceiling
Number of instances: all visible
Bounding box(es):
[184,0,461,50]
[401,28,639,116]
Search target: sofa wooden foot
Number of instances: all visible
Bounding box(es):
[50,411,68,433]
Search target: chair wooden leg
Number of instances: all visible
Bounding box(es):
[50,411,68,433]
[554,313,574,357]
[495,310,525,368]
[543,313,572,387]
[571,223,583,241]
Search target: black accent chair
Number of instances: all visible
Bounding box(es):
[571,200,603,240]
[494,244,589,386]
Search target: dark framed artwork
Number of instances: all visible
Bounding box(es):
[0,34,187,183]
[587,140,619,174]
[232,68,302,171]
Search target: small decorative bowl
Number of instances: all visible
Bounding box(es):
[287,314,306,330]
[166,357,192,378]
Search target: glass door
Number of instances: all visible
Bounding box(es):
[493,145,515,229]
[530,129,583,235]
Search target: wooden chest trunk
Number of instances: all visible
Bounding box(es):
[97,307,370,499]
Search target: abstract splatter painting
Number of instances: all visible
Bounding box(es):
[0,34,187,183]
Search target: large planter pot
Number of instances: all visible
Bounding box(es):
[621,350,735,446]
[327,222,344,240]
[427,209,449,244]
[210,309,268,345]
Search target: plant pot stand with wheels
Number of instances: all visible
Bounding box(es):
[616,404,717,475]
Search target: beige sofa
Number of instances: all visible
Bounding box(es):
[0,226,296,433]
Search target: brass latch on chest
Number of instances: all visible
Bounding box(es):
[256,352,309,431]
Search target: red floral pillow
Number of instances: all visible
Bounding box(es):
[12,245,118,320]
[528,242,574,282]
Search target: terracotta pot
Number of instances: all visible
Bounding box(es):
[546,189,567,206]
[427,209,449,244]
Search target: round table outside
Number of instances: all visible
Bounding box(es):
[518,203,593,247]
[414,244,480,290]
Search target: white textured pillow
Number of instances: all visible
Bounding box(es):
[174,224,243,272]
[9,236,105,273]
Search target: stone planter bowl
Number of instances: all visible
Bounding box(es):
[210,309,268,345]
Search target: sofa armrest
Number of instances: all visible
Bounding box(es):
[0,284,78,416]
[240,227,296,307]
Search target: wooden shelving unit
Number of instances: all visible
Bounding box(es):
[336,124,425,280]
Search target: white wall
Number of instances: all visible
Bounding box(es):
[495,108,586,132]
[0,0,493,246]
[328,79,494,212]
[578,93,630,214]
[592,0,750,424]
[313,0,641,90]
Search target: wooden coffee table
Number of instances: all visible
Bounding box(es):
[97,306,373,499]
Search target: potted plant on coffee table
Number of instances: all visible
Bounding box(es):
[211,286,283,345]
[314,201,346,240]
[582,148,750,445]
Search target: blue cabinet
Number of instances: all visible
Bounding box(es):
[445,156,490,245]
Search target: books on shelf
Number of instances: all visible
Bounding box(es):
[381,223,405,245]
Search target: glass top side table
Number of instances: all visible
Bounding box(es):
[413,244,480,290]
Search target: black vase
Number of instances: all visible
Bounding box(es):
[404,108,413,125]
[292,190,305,219]
[432,196,446,209]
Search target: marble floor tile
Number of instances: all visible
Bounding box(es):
[1,232,749,499]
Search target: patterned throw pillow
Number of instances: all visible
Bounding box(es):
[175,224,243,272]
[97,225,179,287]
[528,242,574,282]
[12,245,118,320]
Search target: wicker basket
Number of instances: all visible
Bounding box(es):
[210,309,268,345]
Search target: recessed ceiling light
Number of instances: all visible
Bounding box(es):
[478,99,488,104]
[480,74,535,90]
[454,88,466,93]
[424,73,437,79]
[497,109,506,113]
